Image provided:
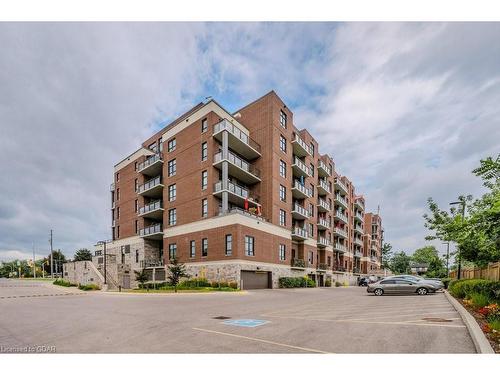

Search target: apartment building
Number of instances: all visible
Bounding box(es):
[80,91,383,290]
[362,212,383,273]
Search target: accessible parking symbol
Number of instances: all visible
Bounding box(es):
[222,319,270,328]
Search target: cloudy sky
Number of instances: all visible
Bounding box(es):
[0,22,499,261]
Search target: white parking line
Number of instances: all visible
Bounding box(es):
[192,327,332,353]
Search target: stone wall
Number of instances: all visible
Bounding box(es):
[63,261,104,288]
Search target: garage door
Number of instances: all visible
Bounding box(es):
[241,271,271,289]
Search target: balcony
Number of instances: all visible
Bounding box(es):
[317,198,331,213]
[371,256,378,263]
[334,194,348,209]
[213,150,261,184]
[138,200,164,220]
[354,237,363,246]
[354,250,363,258]
[139,223,163,240]
[291,133,312,158]
[213,180,260,208]
[292,203,310,220]
[333,242,347,253]
[138,153,163,177]
[292,180,312,199]
[140,259,164,268]
[138,176,164,198]
[317,218,330,230]
[353,267,361,274]
[354,224,364,235]
[112,219,116,227]
[110,183,115,192]
[333,265,346,272]
[354,211,364,222]
[355,198,365,211]
[291,258,306,269]
[317,237,331,248]
[317,263,328,271]
[333,227,348,238]
[291,226,308,241]
[111,201,116,209]
[317,179,331,195]
[334,210,348,223]
[213,119,261,160]
[292,157,311,178]
[335,178,348,195]
[318,160,332,177]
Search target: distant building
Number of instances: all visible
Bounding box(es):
[410,263,429,275]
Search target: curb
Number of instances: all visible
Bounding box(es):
[101,290,248,296]
[444,290,494,354]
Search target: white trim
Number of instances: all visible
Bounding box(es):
[114,147,154,172]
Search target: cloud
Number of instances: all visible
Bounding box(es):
[1,22,498,260]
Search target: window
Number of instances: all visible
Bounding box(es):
[201,170,208,190]
[169,243,177,260]
[310,183,314,197]
[168,184,176,201]
[308,251,314,265]
[327,256,331,266]
[202,198,208,218]
[167,138,176,152]
[149,142,158,153]
[190,240,196,258]
[245,236,255,256]
[310,164,314,177]
[309,223,314,237]
[202,238,208,256]
[116,172,119,182]
[168,208,177,226]
[168,159,176,176]
[135,250,139,263]
[134,162,138,171]
[134,199,138,212]
[279,135,286,153]
[116,226,120,238]
[201,118,208,133]
[309,203,314,217]
[135,220,138,234]
[380,280,396,285]
[279,244,286,261]
[116,188,120,200]
[201,142,208,161]
[279,209,286,226]
[279,185,286,202]
[225,234,232,256]
[116,207,120,219]
[310,143,315,156]
[135,178,138,192]
[279,160,286,178]
[159,139,163,152]
[280,110,287,129]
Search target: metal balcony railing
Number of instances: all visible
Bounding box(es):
[214,180,256,201]
[139,223,162,236]
[291,226,308,238]
[214,150,260,178]
[138,176,162,194]
[292,203,309,217]
[292,134,313,155]
[140,259,164,268]
[335,211,348,223]
[214,120,261,153]
[318,263,328,270]
[139,200,163,215]
[317,218,330,229]
[334,227,347,237]
[318,160,332,176]
[292,156,311,176]
[292,258,306,268]
[335,194,348,207]
[318,198,331,211]
[317,237,331,247]
[137,153,162,172]
[293,180,312,197]
[318,179,331,194]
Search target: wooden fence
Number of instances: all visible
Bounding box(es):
[449,262,500,281]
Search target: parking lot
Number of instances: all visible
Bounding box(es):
[0,279,476,353]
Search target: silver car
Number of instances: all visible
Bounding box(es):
[384,275,444,290]
[367,278,438,296]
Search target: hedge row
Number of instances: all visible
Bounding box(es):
[448,279,500,303]
[53,279,76,287]
[279,277,316,288]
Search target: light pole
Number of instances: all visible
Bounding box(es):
[449,200,466,280]
[96,240,110,285]
[442,242,450,276]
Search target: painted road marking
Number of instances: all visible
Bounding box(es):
[192,327,331,353]
[222,319,270,328]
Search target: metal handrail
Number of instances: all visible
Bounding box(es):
[139,200,163,215]
[214,119,261,153]
[214,150,260,177]
[292,226,308,238]
[139,223,162,236]
[318,198,331,211]
[293,180,312,197]
[138,153,162,171]
[318,218,330,228]
[138,176,162,193]
[292,134,312,155]
[292,156,310,175]
[292,203,309,217]
[318,160,332,175]
[318,179,331,194]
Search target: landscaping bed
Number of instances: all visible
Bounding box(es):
[448,279,500,353]
[134,278,240,293]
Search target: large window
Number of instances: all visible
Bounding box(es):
[308,251,314,265]
[225,234,232,256]
[245,236,255,256]
[310,163,314,177]
[201,142,208,161]
[190,240,196,258]
[279,244,286,261]
[280,110,287,129]
[168,184,176,201]
[279,160,286,178]
[168,159,177,177]
[169,243,177,260]
[279,135,286,153]
[202,198,208,218]
[167,138,176,152]
[279,209,286,226]
[201,118,208,133]
[279,184,286,202]
[202,238,208,256]
[201,170,208,190]
[168,208,177,226]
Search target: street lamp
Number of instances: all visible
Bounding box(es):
[449,200,466,280]
[442,242,450,276]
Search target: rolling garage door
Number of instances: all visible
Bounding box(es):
[241,271,271,290]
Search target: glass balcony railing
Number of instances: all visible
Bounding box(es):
[139,223,162,236]
[214,180,255,201]
[138,153,162,172]
[214,120,261,153]
[139,200,163,215]
[138,176,162,194]
[214,150,260,178]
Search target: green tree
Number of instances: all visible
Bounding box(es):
[389,251,411,274]
[74,248,92,261]
[411,246,446,278]
[381,243,393,269]
[134,268,148,289]
[41,250,67,275]
[167,257,190,293]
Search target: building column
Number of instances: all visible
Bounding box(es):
[221,131,229,214]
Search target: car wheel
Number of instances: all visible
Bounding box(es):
[417,287,428,295]
[374,288,384,296]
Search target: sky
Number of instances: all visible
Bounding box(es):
[0,22,499,261]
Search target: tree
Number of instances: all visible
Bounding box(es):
[134,268,148,289]
[41,250,67,275]
[74,248,92,261]
[167,257,190,293]
[389,251,411,274]
[381,243,393,269]
[411,246,446,278]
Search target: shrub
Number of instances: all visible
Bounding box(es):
[53,279,76,287]
[441,277,452,289]
[325,279,332,287]
[335,281,342,287]
[449,279,500,303]
[470,293,490,308]
[78,283,100,291]
[279,277,315,288]
[228,282,238,289]
[218,281,229,288]
[180,278,210,288]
